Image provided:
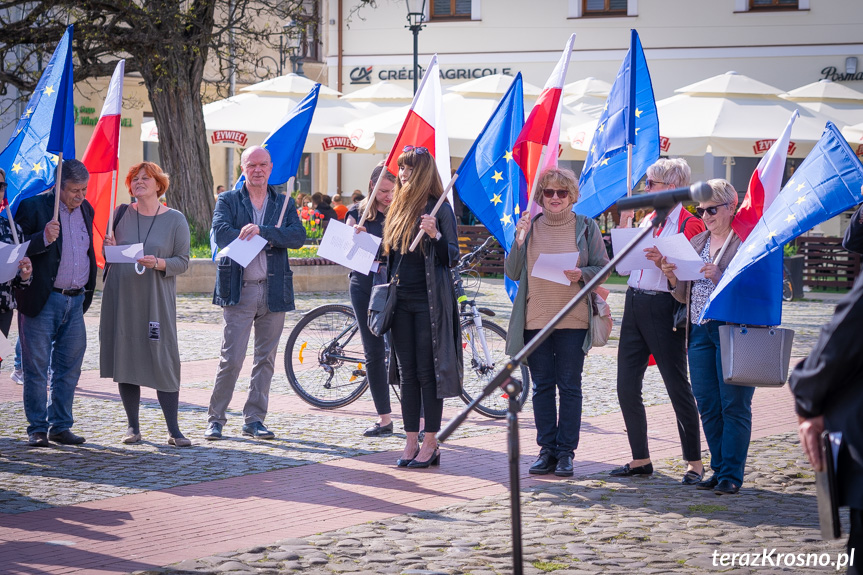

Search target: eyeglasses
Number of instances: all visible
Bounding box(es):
[696,203,728,217]
[403,145,429,155]
[645,179,666,189]
[542,188,569,199]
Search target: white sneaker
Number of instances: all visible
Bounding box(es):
[10,369,23,385]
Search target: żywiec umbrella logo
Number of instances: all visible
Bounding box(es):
[211,130,248,146]
[753,139,796,155]
[659,136,670,152]
[321,137,357,152]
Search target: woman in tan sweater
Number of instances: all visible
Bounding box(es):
[505,168,609,477]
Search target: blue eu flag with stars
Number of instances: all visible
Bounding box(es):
[0,25,76,216]
[453,73,526,301]
[575,29,659,218]
[701,122,863,326]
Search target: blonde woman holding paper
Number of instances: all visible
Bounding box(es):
[505,168,609,478]
[660,178,749,496]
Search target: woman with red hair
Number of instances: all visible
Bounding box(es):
[101,162,191,446]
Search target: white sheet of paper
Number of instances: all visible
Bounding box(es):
[0,240,31,283]
[531,251,579,286]
[652,234,706,281]
[317,219,382,275]
[217,234,267,268]
[105,243,144,264]
[611,228,657,274]
[0,332,12,361]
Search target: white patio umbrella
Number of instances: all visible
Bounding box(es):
[141,91,369,153]
[841,121,863,158]
[345,76,591,160]
[655,71,833,158]
[780,79,863,127]
[339,80,414,115]
[239,73,342,99]
[446,73,542,98]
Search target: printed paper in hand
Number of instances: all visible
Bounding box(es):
[652,234,706,281]
[611,228,655,274]
[105,243,144,264]
[0,240,31,283]
[317,219,381,275]
[531,251,579,286]
[217,235,268,268]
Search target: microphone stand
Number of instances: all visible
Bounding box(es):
[438,206,671,575]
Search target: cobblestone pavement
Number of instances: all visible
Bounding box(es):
[134,433,850,575]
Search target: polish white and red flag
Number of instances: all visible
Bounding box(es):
[513,33,576,213]
[385,54,451,193]
[82,59,125,268]
[732,109,799,241]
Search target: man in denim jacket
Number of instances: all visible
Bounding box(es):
[205,146,306,440]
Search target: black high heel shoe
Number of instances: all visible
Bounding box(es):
[406,448,440,469]
[397,448,420,467]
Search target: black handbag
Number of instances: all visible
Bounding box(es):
[367,258,402,338]
[672,300,687,331]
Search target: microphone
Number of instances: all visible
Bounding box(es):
[615,181,713,211]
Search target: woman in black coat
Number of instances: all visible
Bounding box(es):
[383,146,462,469]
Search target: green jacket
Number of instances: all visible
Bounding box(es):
[504,213,610,356]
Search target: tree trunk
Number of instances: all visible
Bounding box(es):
[139,62,215,241]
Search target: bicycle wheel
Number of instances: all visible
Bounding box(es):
[284,304,370,409]
[459,318,530,419]
[782,270,794,302]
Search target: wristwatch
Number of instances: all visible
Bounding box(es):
[434,231,442,241]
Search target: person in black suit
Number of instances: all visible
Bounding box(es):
[16,159,96,448]
[790,213,863,574]
[843,204,863,255]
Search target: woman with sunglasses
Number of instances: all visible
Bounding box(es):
[506,168,609,477]
[659,179,751,496]
[612,158,706,485]
[382,146,461,469]
[347,162,397,438]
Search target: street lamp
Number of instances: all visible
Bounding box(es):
[405,0,427,93]
[285,18,306,77]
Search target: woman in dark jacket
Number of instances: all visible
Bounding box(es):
[383,146,462,469]
[0,167,33,348]
[347,163,396,437]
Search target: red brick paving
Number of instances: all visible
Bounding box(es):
[0,356,800,575]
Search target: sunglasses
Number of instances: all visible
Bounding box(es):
[403,145,429,155]
[0,182,6,193]
[542,188,569,199]
[645,179,666,189]
[696,203,728,217]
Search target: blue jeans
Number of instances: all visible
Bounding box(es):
[20,292,87,435]
[688,321,755,486]
[524,328,587,459]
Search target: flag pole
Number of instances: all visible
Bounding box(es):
[714,231,735,264]
[358,169,388,228]
[626,144,633,197]
[106,170,119,237]
[518,145,548,242]
[408,174,458,252]
[52,153,64,220]
[275,176,295,228]
[5,209,20,245]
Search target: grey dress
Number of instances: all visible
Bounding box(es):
[99,206,191,391]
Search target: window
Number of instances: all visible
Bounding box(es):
[583,0,627,15]
[750,0,798,8]
[431,0,471,21]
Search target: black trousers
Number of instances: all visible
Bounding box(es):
[850,508,862,575]
[349,271,391,416]
[390,290,442,433]
[616,288,702,461]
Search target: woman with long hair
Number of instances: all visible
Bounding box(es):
[383,146,461,469]
[346,162,396,437]
[101,162,191,446]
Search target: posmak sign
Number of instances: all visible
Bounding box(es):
[350,65,513,84]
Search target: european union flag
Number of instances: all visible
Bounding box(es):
[575,29,659,218]
[0,25,76,215]
[453,73,526,301]
[701,122,863,326]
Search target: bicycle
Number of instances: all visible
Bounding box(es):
[782,263,794,302]
[283,236,530,418]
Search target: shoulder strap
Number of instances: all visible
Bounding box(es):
[113,203,129,232]
[678,209,693,234]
